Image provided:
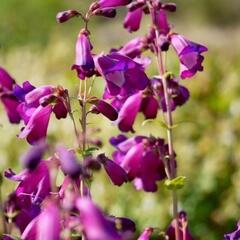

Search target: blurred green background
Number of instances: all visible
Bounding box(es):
[1,0,240,239]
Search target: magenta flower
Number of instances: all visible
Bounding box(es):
[166,211,193,240]
[97,154,128,186]
[117,91,158,132]
[72,29,95,80]
[151,9,170,35]
[152,77,189,112]
[117,37,147,59]
[21,141,47,170]
[37,200,61,240]
[4,161,50,232]
[124,8,143,32]
[76,197,122,240]
[0,66,15,91]
[56,9,80,23]
[95,52,149,96]
[92,8,117,18]
[96,0,131,9]
[57,146,83,179]
[18,105,52,145]
[224,221,240,240]
[90,99,118,121]
[0,67,21,123]
[138,227,154,240]
[1,94,21,123]
[108,135,167,192]
[14,82,68,144]
[170,34,208,79]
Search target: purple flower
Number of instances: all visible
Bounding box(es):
[97,154,128,186]
[166,211,193,240]
[138,227,154,240]
[0,67,21,123]
[92,8,117,18]
[224,221,240,240]
[5,161,51,204]
[151,9,170,35]
[0,66,15,91]
[0,94,21,123]
[152,77,189,112]
[21,141,47,170]
[96,0,132,9]
[117,37,147,59]
[56,9,80,23]
[76,197,122,240]
[4,161,50,232]
[57,146,83,179]
[18,105,52,144]
[109,135,167,192]
[37,200,61,240]
[170,34,208,79]
[124,8,143,32]
[14,82,68,144]
[117,91,158,132]
[90,99,118,121]
[95,52,149,96]
[72,29,95,80]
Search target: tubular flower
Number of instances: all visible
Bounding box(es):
[138,227,154,240]
[224,221,240,240]
[4,161,51,232]
[0,67,21,123]
[56,146,83,179]
[76,197,122,240]
[72,29,95,80]
[170,33,208,79]
[37,200,61,240]
[95,52,149,96]
[166,211,193,240]
[117,91,158,132]
[95,0,132,9]
[124,8,143,32]
[14,82,68,144]
[152,76,189,112]
[107,135,168,192]
[56,9,80,23]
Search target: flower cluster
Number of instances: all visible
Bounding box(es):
[0,0,212,239]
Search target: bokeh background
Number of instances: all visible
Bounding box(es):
[1,0,240,239]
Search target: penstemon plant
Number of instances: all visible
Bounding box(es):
[4,0,240,240]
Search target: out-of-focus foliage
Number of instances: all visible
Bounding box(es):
[0,1,240,240]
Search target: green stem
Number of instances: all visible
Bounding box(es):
[155,29,180,240]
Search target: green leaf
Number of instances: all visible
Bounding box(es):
[164,176,186,190]
[78,147,99,157]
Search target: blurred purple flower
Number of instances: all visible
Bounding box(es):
[21,141,47,170]
[152,77,189,112]
[166,211,193,240]
[96,0,132,9]
[108,136,167,192]
[90,99,118,121]
[95,52,149,96]
[76,197,122,240]
[138,227,154,240]
[56,9,80,23]
[14,82,68,144]
[37,200,61,240]
[57,146,83,179]
[151,9,170,35]
[72,29,95,80]
[97,154,128,186]
[170,34,208,79]
[124,8,143,32]
[0,66,15,91]
[224,221,240,240]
